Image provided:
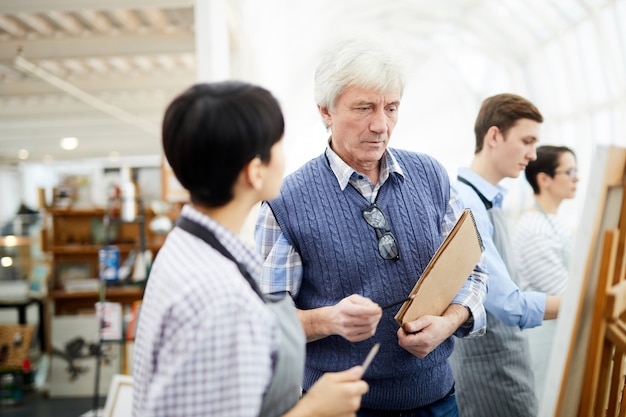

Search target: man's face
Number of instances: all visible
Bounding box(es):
[495,118,540,179]
[320,85,401,169]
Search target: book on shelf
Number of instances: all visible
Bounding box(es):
[63,278,100,292]
[125,300,142,341]
[96,301,123,341]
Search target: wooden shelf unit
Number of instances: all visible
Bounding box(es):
[49,286,144,316]
[43,207,165,291]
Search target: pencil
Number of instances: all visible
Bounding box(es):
[361,343,380,374]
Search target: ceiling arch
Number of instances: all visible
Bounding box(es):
[0,0,624,179]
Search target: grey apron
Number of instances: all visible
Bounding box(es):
[450,179,537,417]
[176,217,306,417]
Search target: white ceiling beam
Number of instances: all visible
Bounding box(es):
[0,117,159,133]
[108,9,142,32]
[1,69,193,96]
[141,8,170,30]
[108,56,132,72]
[195,0,231,81]
[179,52,195,69]
[38,59,65,75]
[75,10,113,34]
[132,55,154,71]
[14,54,160,136]
[0,0,193,14]
[84,57,110,74]
[0,31,194,60]
[155,54,176,70]
[46,11,83,35]
[0,100,168,118]
[14,12,54,36]
[0,63,24,78]
[0,116,161,160]
[61,58,88,75]
[0,15,25,37]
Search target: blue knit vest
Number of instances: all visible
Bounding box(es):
[267,149,454,409]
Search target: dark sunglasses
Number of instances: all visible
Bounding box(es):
[362,204,400,260]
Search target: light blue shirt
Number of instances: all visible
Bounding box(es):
[455,167,545,329]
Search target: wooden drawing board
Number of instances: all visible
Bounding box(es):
[540,145,626,416]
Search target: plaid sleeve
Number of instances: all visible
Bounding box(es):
[446,185,488,337]
[254,202,303,297]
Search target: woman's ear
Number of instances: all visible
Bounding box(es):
[244,156,264,191]
[537,172,551,189]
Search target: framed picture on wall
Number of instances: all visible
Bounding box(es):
[49,315,120,397]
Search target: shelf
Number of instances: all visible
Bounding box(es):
[105,216,147,225]
[51,245,101,254]
[46,208,106,216]
[0,235,35,246]
[49,286,144,317]
[51,241,163,254]
[50,286,143,300]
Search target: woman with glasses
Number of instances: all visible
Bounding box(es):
[512,144,578,403]
[132,81,368,417]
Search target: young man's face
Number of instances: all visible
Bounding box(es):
[495,118,540,179]
[319,85,401,170]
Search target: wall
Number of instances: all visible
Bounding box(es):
[0,165,21,227]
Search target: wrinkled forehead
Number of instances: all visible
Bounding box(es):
[339,83,402,104]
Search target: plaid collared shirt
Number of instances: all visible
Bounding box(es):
[255,147,487,336]
[133,205,278,416]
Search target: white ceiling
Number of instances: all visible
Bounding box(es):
[0,0,196,163]
[0,0,622,170]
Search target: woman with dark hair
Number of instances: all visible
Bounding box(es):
[132,81,368,417]
[514,145,578,294]
[512,144,578,402]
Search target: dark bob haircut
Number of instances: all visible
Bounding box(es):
[524,145,576,194]
[162,81,284,207]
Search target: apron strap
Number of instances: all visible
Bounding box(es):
[175,216,266,301]
[457,176,517,280]
[177,217,304,416]
[457,176,493,210]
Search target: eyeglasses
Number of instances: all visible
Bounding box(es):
[362,204,400,260]
[553,168,578,179]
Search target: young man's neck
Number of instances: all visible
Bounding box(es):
[469,155,504,186]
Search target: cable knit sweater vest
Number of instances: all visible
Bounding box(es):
[267,149,452,409]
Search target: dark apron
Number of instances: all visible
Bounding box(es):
[449,178,537,417]
[177,217,305,417]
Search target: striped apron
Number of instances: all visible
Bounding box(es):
[449,194,537,416]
